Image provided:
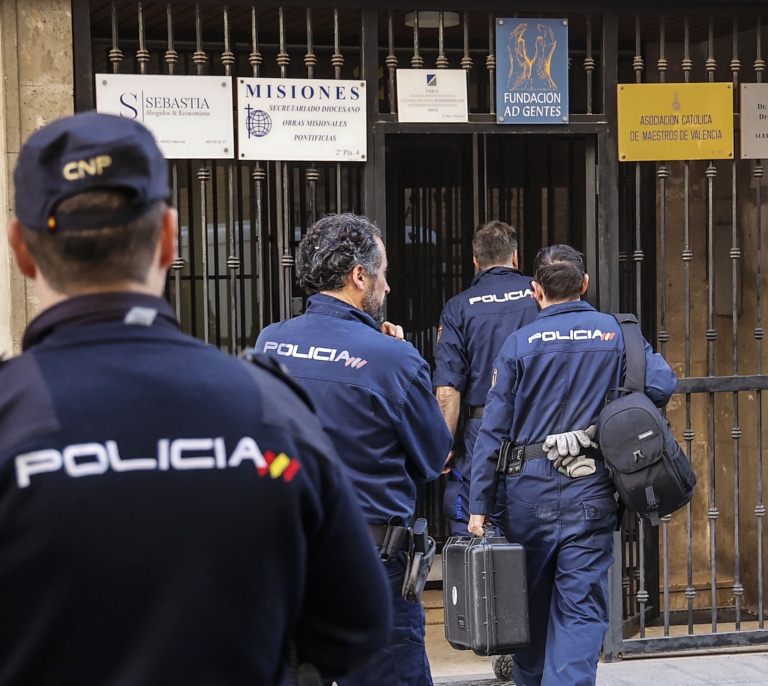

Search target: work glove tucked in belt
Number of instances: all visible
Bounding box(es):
[542,425,598,476]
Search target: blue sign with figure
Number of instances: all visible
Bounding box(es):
[495,18,569,125]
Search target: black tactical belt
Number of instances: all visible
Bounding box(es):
[497,441,602,477]
[468,405,485,419]
[368,523,410,552]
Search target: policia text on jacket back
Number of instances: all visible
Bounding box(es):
[0,112,391,686]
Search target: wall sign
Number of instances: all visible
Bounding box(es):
[495,18,569,125]
[740,83,768,159]
[95,74,234,159]
[396,69,468,123]
[237,78,366,161]
[618,83,734,161]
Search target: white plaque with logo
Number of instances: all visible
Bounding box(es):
[95,74,235,159]
[741,83,768,160]
[396,69,468,123]
[237,78,367,162]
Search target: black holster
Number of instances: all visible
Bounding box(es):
[401,518,436,604]
[370,518,410,562]
[496,440,525,477]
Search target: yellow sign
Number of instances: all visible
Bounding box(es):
[617,83,734,161]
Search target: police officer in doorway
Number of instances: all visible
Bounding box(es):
[255,213,453,686]
[468,245,676,686]
[433,221,537,536]
[0,112,391,685]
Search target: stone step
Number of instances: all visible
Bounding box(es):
[423,589,445,625]
[425,574,739,622]
[663,571,736,611]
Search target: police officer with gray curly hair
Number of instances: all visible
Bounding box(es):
[256,213,453,686]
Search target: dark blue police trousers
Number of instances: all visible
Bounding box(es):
[504,458,617,686]
[444,417,505,537]
[336,552,432,686]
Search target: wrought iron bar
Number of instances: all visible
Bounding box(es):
[637,518,648,638]
[333,9,343,212]
[194,5,210,343]
[222,5,240,353]
[729,18,743,631]
[461,12,472,74]
[197,164,211,345]
[164,5,183,321]
[584,16,594,115]
[756,17,766,630]
[656,15,673,638]
[657,18,667,82]
[109,2,123,73]
[250,7,265,333]
[305,8,316,78]
[306,9,318,226]
[487,14,495,115]
[170,163,183,320]
[165,3,178,74]
[410,11,423,68]
[136,3,149,74]
[249,7,263,75]
[193,4,208,74]
[436,12,448,68]
[682,15,696,636]
[386,11,398,114]
[662,516,670,635]
[706,16,719,635]
[277,8,291,321]
[632,18,647,638]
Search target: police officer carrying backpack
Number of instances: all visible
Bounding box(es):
[255,213,453,686]
[433,220,537,536]
[0,112,391,686]
[468,244,676,686]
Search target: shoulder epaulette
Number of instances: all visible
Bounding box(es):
[239,350,315,412]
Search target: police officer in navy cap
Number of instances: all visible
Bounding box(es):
[255,213,453,686]
[0,111,391,686]
[468,245,677,686]
[433,220,537,536]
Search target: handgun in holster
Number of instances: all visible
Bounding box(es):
[401,518,436,604]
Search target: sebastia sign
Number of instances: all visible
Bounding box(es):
[95,74,234,159]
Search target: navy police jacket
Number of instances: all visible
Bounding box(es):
[255,294,452,526]
[469,300,678,514]
[433,266,537,407]
[0,292,390,686]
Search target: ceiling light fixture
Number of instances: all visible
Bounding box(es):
[404,11,460,29]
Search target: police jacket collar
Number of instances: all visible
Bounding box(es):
[23,292,179,351]
[470,265,524,287]
[306,293,380,332]
[537,299,595,320]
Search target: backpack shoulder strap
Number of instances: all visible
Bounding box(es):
[612,313,646,393]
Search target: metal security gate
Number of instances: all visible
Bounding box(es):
[604,14,768,658]
[73,1,768,657]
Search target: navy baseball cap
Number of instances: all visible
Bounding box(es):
[13,111,170,232]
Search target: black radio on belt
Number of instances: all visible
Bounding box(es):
[496,440,524,478]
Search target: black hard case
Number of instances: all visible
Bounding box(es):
[442,536,529,656]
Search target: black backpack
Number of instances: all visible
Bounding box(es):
[597,313,696,526]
